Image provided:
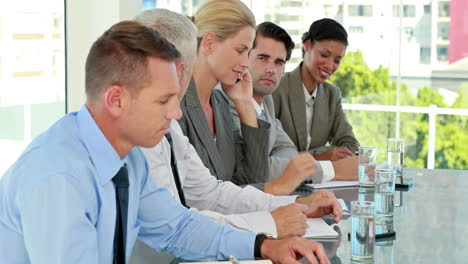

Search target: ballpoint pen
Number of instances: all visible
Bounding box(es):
[348,231,396,241]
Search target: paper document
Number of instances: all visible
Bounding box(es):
[303,218,339,239]
[306,180,359,189]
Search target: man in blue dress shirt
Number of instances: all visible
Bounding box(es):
[0,21,330,263]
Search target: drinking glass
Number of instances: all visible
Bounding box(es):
[351,201,375,262]
[387,138,405,178]
[359,146,377,187]
[374,168,396,222]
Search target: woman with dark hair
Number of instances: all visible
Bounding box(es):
[273,18,360,162]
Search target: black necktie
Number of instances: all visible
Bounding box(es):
[113,165,129,264]
[165,133,189,208]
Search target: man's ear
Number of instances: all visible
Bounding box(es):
[201,32,216,56]
[176,61,185,82]
[104,85,127,118]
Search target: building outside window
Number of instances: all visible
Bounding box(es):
[420,47,431,64]
[150,0,468,171]
[348,5,372,17]
[349,25,364,33]
[393,5,416,17]
[8,0,464,177]
[438,1,450,17]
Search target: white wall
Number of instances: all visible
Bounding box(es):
[66,0,141,112]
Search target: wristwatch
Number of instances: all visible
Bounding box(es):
[254,233,275,259]
[254,234,267,259]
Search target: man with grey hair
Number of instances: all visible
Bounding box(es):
[131,8,342,263]
[134,8,197,97]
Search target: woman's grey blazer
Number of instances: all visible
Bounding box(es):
[272,63,359,154]
[178,79,271,189]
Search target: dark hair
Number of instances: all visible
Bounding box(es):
[301,18,348,56]
[85,20,180,100]
[253,22,295,61]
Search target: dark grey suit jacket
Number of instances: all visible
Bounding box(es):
[178,79,271,189]
[272,63,359,154]
[230,95,324,183]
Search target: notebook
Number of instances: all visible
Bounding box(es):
[306,180,359,189]
[303,218,339,239]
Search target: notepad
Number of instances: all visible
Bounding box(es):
[306,180,359,189]
[303,218,339,239]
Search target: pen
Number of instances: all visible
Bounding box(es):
[376,231,396,240]
[347,231,396,241]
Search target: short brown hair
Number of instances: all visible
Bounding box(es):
[254,22,295,61]
[85,20,180,100]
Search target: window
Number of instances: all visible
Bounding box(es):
[0,2,65,177]
[437,22,449,41]
[393,5,416,17]
[438,2,450,17]
[158,0,468,170]
[348,5,372,17]
[281,1,302,8]
[349,26,364,33]
[437,46,448,61]
[424,4,431,15]
[404,5,416,17]
[142,0,156,9]
[420,47,431,64]
[275,14,300,21]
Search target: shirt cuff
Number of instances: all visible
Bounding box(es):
[318,161,335,182]
[269,195,298,211]
[248,212,278,239]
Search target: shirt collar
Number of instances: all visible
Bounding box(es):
[302,83,318,104]
[77,105,127,186]
[251,98,264,116]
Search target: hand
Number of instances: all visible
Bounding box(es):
[221,70,258,128]
[271,203,309,239]
[296,190,342,223]
[314,148,354,161]
[332,156,359,181]
[220,70,253,104]
[261,237,330,264]
[265,153,317,195]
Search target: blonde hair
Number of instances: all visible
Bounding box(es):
[194,0,256,42]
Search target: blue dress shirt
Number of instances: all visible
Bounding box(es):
[0,105,255,263]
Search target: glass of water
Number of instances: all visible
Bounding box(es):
[359,146,377,187]
[351,201,375,262]
[375,221,396,263]
[374,168,396,222]
[387,138,405,178]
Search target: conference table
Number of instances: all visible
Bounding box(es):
[302,168,468,264]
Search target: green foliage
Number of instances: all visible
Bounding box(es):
[330,50,468,169]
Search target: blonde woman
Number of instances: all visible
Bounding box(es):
[178,0,270,188]
[180,0,321,196]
